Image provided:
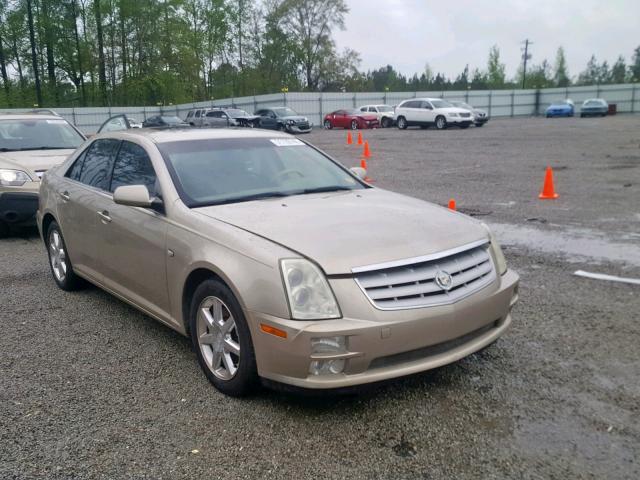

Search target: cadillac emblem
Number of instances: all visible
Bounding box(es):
[435,270,453,291]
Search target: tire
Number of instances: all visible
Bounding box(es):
[381,117,391,128]
[0,220,9,238]
[350,119,359,130]
[323,120,332,129]
[46,220,83,291]
[435,116,447,130]
[189,279,258,397]
[397,116,408,129]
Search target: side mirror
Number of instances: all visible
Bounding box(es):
[349,166,367,180]
[113,185,156,208]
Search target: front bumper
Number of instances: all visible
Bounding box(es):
[248,269,519,389]
[0,186,40,225]
[475,116,489,124]
[286,124,313,133]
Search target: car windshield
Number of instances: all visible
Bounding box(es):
[158,138,366,207]
[226,109,250,118]
[272,108,298,117]
[453,102,473,110]
[376,106,393,112]
[431,100,453,109]
[584,100,604,106]
[0,118,84,151]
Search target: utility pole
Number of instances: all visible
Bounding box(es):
[521,39,532,89]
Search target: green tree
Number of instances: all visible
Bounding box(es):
[610,56,626,84]
[486,45,505,88]
[553,47,570,87]
[629,46,640,81]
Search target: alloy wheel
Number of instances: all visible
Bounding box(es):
[49,229,68,282]
[196,296,241,381]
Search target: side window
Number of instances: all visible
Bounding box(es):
[66,148,89,181]
[423,101,433,110]
[256,110,265,116]
[360,107,367,112]
[186,111,194,118]
[78,139,120,190]
[369,107,377,112]
[195,110,201,118]
[206,111,216,117]
[110,141,157,197]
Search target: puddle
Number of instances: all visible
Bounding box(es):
[489,223,640,267]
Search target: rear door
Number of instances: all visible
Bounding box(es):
[56,138,120,282]
[98,140,171,320]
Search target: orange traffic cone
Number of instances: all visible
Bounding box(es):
[363,141,371,158]
[448,199,456,211]
[539,166,559,199]
[357,131,363,145]
[347,131,353,145]
[360,157,374,182]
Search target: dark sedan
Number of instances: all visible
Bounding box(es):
[255,107,312,133]
[323,109,379,130]
[142,116,189,128]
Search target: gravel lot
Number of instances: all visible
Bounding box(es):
[2,116,639,479]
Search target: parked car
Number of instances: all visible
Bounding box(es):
[0,112,86,237]
[449,101,489,126]
[394,98,474,130]
[204,108,261,128]
[37,128,519,396]
[545,100,574,118]
[185,108,208,126]
[142,116,189,128]
[255,107,312,133]
[323,109,379,129]
[97,114,143,133]
[580,98,609,117]
[358,105,395,128]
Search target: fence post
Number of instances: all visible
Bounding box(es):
[253,95,257,113]
[384,90,387,104]
[72,106,77,126]
[510,91,514,117]
[631,83,636,113]
[488,91,492,117]
[283,92,287,106]
[318,92,323,126]
[534,89,541,116]
[352,93,356,108]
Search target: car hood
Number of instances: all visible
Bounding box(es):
[194,188,488,275]
[279,115,308,122]
[0,149,75,173]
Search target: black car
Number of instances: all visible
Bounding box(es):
[142,115,189,128]
[255,107,313,133]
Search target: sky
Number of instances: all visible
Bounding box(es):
[334,0,640,80]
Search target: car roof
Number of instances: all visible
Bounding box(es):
[0,113,65,121]
[97,127,292,144]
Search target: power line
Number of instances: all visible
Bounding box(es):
[521,39,533,89]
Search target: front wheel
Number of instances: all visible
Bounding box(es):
[435,116,447,130]
[190,279,258,397]
[381,117,391,128]
[46,220,83,291]
[397,116,407,129]
[350,119,359,130]
[323,120,332,129]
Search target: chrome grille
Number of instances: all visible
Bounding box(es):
[460,112,471,118]
[353,242,496,310]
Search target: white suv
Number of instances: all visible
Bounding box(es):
[358,105,395,128]
[394,98,474,130]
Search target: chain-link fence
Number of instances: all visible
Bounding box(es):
[3,83,639,133]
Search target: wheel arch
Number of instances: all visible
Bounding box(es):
[41,212,57,243]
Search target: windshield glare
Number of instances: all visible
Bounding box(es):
[273,108,298,117]
[227,109,249,118]
[431,100,453,109]
[0,119,84,151]
[159,138,365,207]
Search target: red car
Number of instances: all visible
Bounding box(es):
[323,109,380,130]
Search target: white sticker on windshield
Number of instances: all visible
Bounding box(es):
[270,138,304,147]
[46,119,67,124]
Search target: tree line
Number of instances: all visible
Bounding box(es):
[0,0,639,108]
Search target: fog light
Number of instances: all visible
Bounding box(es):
[309,359,346,376]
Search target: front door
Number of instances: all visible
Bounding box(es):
[97,140,171,321]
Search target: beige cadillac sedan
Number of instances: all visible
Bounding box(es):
[37,128,519,396]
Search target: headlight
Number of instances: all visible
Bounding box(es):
[481,224,508,275]
[286,119,296,125]
[0,169,32,187]
[280,258,341,320]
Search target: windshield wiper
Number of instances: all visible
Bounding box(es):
[297,186,356,195]
[201,191,294,206]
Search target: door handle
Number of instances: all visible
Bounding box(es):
[59,190,70,201]
[97,210,112,223]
